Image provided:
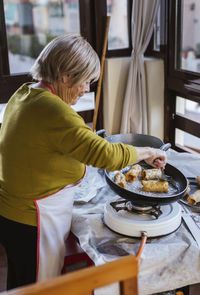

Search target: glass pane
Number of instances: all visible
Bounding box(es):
[4,0,80,74]
[176,96,200,153]
[176,96,200,123]
[153,3,160,51]
[175,128,200,153]
[107,0,129,50]
[179,0,200,73]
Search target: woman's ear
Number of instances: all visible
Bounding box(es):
[61,75,73,87]
[61,74,69,84]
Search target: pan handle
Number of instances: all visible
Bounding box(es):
[160,143,171,151]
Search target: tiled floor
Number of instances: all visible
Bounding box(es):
[0,244,7,292]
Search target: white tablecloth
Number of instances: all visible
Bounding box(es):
[72,149,200,295]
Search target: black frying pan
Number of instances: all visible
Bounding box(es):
[104,133,187,206]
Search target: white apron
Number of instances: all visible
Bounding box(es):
[33,177,84,282]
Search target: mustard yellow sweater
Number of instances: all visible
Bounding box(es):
[0,83,137,226]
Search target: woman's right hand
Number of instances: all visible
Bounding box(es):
[134,147,167,170]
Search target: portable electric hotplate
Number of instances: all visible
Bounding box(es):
[104,196,182,238]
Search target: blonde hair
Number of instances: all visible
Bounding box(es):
[30,34,100,86]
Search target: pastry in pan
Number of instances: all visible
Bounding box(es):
[184,179,191,196]
[187,190,200,205]
[141,168,162,180]
[141,179,169,193]
[114,172,126,188]
[125,164,141,183]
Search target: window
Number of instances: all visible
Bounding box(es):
[4,0,80,74]
[175,96,200,152]
[0,0,133,129]
[165,0,200,153]
[107,0,129,50]
[153,3,161,52]
[106,0,132,57]
[177,0,200,74]
[145,0,166,58]
[175,129,200,153]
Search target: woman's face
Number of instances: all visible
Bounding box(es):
[69,81,90,105]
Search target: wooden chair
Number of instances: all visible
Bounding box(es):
[2,255,138,295]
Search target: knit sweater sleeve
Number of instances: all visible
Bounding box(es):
[46,104,138,171]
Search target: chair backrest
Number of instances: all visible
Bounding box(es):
[3,255,138,295]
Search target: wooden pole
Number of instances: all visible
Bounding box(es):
[92,15,111,132]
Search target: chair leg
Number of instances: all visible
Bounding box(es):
[0,244,7,291]
[62,233,94,274]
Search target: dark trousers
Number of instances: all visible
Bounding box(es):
[0,215,37,290]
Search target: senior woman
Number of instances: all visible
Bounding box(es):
[0,33,166,290]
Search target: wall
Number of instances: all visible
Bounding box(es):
[103,57,165,140]
[145,58,164,139]
[103,57,130,135]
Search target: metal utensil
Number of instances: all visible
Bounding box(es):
[182,205,200,248]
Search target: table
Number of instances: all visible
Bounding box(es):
[71,149,200,295]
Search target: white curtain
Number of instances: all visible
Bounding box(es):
[120,0,160,134]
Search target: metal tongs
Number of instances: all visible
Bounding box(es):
[181,204,200,248]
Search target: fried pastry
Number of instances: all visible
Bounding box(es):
[187,190,200,205]
[114,172,126,188]
[141,179,169,193]
[141,168,162,180]
[125,164,141,183]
